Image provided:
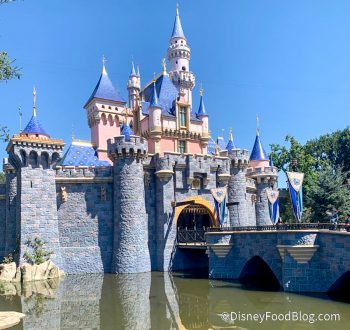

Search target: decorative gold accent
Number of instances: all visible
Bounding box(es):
[71,139,95,147]
[33,86,37,117]
[60,187,68,203]
[162,58,167,74]
[174,196,218,227]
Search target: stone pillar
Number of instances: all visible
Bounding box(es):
[227,149,251,226]
[108,136,151,273]
[255,179,272,226]
[5,171,17,258]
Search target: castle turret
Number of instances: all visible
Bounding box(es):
[197,87,209,154]
[107,132,151,273]
[167,4,195,106]
[84,57,127,161]
[246,129,278,226]
[227,148,251,226]
[148,80,162,154]
[6,87,65,267]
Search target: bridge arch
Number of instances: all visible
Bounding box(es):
[239,256,281,290]
[328,270,350,302]
[175,197,218,228]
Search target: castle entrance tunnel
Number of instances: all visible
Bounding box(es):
[177,204,214,231]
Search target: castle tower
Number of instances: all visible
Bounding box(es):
[127,62,141,135]
[167,4,195,107]
[6,87,65,267]
[227,147,251,227]
[247,129,278,226]
[149,81,162,154]
[107,130,151,273]
[84,57,127,161]
[197,87,209,154]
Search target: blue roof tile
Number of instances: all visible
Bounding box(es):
[22,115,49,137]
[61,143,110,167]
[250,134,268,161]
[121,123,134,141]
[171,7,186,39]
[150,82,160,108]
[197,94,207,116]
[85,65,126,106]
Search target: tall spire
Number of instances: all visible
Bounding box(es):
[197,85,207,116]
[137,65,140,77]
[102,55,107,75]
[226,128,235,152]
[33,86,37,117]
[162,58,167,75]
[130,61,137,76]
[150,81,160,108]
[171,3,186,39]
[250,117,268,161]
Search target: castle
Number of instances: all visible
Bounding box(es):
[0,6,279,274]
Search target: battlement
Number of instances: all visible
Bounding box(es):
[246,177,257,191]
[246,166,278,179]
[107,136,147,160]
[168,71,195,89]
[228,149,250,168]
[55,166,112,183]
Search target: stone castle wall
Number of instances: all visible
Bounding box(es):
[0,183,6,260]
[55,167,114,274]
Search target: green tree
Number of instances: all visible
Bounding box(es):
[305,167,350,223]
[0,51,20,81]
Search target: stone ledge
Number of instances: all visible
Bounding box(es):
[277,245,319,264]
[208,244,233,258]
[55,177,113,184]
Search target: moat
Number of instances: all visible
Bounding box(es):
[1,272,350,330]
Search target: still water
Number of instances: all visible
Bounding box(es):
[0,272,349,330]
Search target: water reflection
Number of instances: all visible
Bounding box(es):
[1,272,350,329]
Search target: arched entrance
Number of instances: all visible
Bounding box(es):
[177,204,213,230]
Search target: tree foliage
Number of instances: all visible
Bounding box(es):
[23,237,53,265]
[270,128,350,222]
[0,51,21,82]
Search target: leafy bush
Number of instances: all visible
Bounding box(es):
[2,253,14,264]
[23,237,53,265]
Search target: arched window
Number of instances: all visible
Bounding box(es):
[114,115,119,127]
[41,152,49,169]
[101,113,107,125]
[52,152,60,167]
[108,114,114,126]
[28,151,38,168]
[20,150,27,166]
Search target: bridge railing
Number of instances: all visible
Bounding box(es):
[207,223,350,232]
[177,229,206,243]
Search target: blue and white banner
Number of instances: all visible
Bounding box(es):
[211,187,227,225]
[287,172,304,222]
[266,189,279,224]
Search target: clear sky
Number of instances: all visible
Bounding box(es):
[1,0,350,174]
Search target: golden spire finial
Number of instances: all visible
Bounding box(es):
[153,72,156,82]
[200,84,203,97]
[162,58,167,74]
[33,85,37,117]
[256,114,260,136]
[102,55,107,75]
[229,128,233,141]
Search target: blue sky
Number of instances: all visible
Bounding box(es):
[1,0,350,176]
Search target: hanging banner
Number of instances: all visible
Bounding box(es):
[267,189,279,224]
[211,187,227,225]
[287,172,304,222]
[286,172,304,192]
[210,187,227,204]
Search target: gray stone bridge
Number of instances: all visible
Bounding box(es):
[207,227,350,293]
[178,224,350,294]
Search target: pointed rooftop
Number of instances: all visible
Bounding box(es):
[84,57,126,107]
[121,123,134,142]
[197,87,207,116]
[22,87,49,137]
[250,130,268,161]
[226,129,235,152]
[130,61,137,77]
[171,4,186,40]
[150,81,160,108]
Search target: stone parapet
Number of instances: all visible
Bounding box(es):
[107,135,147,160]
[246,166,278,180]
[228,149,250,168]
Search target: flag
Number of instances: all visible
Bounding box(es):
[287,172,304,222]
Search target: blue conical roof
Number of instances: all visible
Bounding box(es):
[171,6,186,39]
[130,62,137,77]
[121,123,134,141]
[250,133,268,161]
[150,82,160,108]
[23,114,49,137]
[197,94,207,116]
[85,64,125,106]
[226,130,235,152]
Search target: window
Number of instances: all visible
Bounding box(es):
[178,140,186,154]
[179,106,187,127]
[182,66,186,71]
